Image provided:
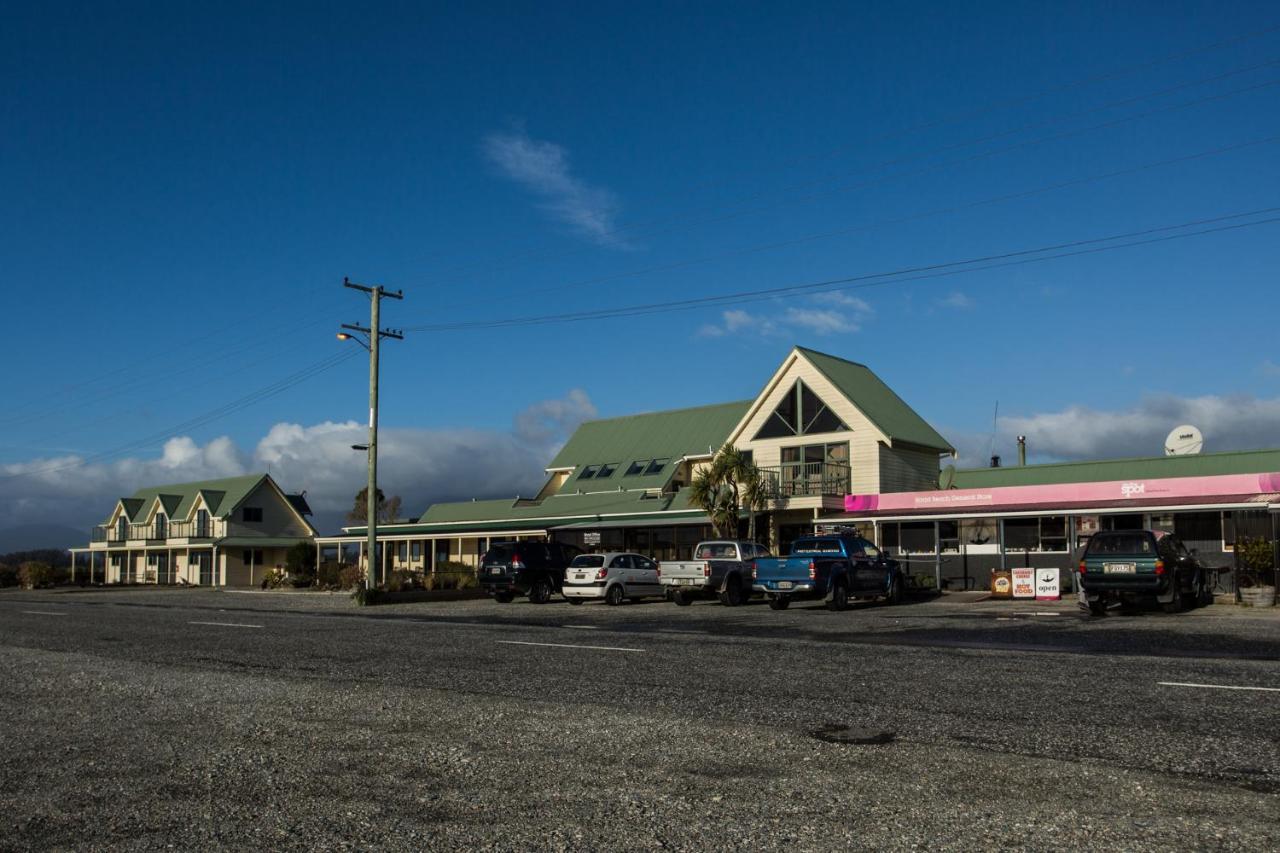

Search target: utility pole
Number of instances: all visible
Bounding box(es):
[339,277,404,592]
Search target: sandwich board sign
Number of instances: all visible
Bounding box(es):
[1011,568,1036,599]
[1035,568,1060,601]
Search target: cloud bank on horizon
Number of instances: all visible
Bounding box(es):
[0,390,597,537]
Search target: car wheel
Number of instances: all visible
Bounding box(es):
[672,590,692,606]
[1182,571,1204,609]
[528,578,553,604]
[884,575,903,606]
[767,595,790,611]
[605,584,625,606]
[567,597,584,606]
[1088,599,1107,617]
[493,591,515,604]
[827,581,849,612]
[719,577,745,607]
[1161,574,1186,614]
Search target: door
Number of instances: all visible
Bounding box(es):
[195,553,213,586]
[609,554,632,591]
[632,555,662,596]
[849,539,885,592]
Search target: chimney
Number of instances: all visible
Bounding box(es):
[1017,435,1027,467]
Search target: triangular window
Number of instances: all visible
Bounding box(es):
[753,380,849,440]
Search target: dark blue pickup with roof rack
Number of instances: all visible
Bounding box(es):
[750,533,904,611]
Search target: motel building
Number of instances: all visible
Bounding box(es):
[321,346,1280,591]
[69,473,317,586]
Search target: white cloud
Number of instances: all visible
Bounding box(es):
[0,390,598,538]
[997,393,1280,461]
[783,308,859,335]
[937,291,974,310]
[697,296,871,338]
[482,129,629,248]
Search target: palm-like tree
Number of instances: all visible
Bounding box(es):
[688,444,767,542]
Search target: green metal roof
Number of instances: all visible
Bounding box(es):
[545,400,752,494]
[218,536,313,548]
[106,474,273,524]
[952,448,1280,489]
[366,488,709,537]
[795,347,954,452]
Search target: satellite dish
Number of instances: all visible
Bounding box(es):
[1164,424,1204,456]
[938,464,957,489]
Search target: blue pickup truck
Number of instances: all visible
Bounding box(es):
[750,534,904,611]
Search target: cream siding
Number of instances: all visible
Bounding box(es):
[877,444,943,493]
[733,353,889,495]
[222,481,313,540]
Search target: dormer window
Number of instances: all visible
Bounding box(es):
[596,462,618,479]
[578,465,600,480]
[154,514,167,538]
[116,516,127,541]
[644,458,669,475]
[625,461,646,476]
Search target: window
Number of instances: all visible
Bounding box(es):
[753,380,850,440]
[195,509,209,537]
[242,549,264,564]
[597,462,618,479]
[397,542,407,562]
[645,458,669,475]
[411,541,421,560]
[154,514,167,538]
[625,461,647,476]
[578,465,600,480]
[1003,516,1068,553]
[939,520,960,554]
[609,555,631,569]
[243,507,263,523]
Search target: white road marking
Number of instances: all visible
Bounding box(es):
[1158,681,1280,693]
[497,640,643,653]
[189,621,264,629]
[21,610,68,617]
[561,625,600,630]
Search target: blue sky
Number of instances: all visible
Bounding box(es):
[2,1,1278,534]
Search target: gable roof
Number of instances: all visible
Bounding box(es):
[104,473,272,524]
[952,447,1280,489]
[794,347,953,453]
[546,400,752,494]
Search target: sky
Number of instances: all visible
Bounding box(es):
[2,1,1279,539]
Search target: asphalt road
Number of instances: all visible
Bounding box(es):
[1,588,1278,851]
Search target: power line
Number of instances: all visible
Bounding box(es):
[403,206,1280,332]
[0,349,362,483]
[424,133,1280,314]
[427,45,1280,283]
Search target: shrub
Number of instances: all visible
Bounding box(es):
[316,562,343,590]
[0,563,17,587]
[260,567,287,589]
[384,569,419,593]
[18,561,55,589]
[285,542,317,585]
[338,564,363,591]
[1237,537,1276,588]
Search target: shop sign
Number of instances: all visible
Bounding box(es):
[990,569,1012,598]
[1011,568,1036,598]
[1035,568,1060,601]
[583,532,601,546]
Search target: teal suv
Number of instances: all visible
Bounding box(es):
[1078,529,1207,616]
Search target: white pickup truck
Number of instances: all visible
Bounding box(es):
[659,540,771,607]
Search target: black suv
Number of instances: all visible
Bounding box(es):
[479,541,584,603]
[1079,529,1208,615]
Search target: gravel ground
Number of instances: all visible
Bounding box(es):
[1,589,1277,850]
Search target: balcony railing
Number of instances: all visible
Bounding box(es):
[92,518,225,543]
[758,462,851,499]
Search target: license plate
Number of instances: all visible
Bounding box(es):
[777,581,793,590]
[489,567,502,575]
[575,574,587,581]
[679,578,698,586]
[1103,563,1136,574]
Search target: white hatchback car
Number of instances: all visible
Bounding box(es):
[563,552,663,605]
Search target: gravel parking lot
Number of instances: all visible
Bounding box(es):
[1,588,1278,850]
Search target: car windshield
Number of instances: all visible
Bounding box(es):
[1087,533,1156,556]
[570,555,605,568]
